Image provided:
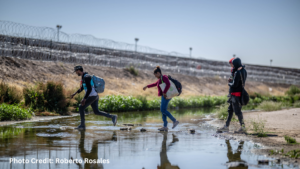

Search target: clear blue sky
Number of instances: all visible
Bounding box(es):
[1,0,299,68]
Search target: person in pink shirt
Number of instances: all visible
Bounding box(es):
[143,66,179,131]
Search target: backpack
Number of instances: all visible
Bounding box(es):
[167,75,182,96]
[92,75,105,93]
[239,72,249,105]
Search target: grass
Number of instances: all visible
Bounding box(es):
[125,65,139,76]
[257,101,283,111]
[0,81,23,104]
[248,116,267,137]
[0,103,33,121]
[284,150,300,159]
[293,101,300,108]
[284,135,297,144]
[23,81,72,114]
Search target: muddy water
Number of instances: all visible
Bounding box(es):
[0,108,294,169]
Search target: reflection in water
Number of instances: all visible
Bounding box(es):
[78,130,117,169]
[226,140,248,169]
[158,133,180,169]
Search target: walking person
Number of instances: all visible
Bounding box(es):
[217,57,247,133]
[143,66,179,131]
[70,66,118,129]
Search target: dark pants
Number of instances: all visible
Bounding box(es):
[226,95,245,127]
[79,95,113,126]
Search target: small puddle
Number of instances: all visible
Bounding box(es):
[0,108,296,169]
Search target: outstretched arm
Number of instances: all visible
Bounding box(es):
[143,80,158,91]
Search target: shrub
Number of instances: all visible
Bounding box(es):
[284,135,297,144]
[286,85,300,96]
[23,81,71,114]
[0,103,33,121]
[284,150,300,159]
[125,65,139,76]
[0,81,22,104]
[98,95,142,112]
[257,101,283,111]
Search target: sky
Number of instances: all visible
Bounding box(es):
[0,0,299,68]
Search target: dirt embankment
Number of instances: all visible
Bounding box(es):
[211,108,300,165]
[0,56,291,98]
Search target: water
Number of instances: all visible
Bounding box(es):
[0,108,295,169]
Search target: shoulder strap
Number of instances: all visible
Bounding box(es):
[239,71,245,88]
[161,76,164,84]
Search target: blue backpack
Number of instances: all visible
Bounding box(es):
[92,75,105,93]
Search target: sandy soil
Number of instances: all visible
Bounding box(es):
[0,56,292,98]
[210,108,300,165]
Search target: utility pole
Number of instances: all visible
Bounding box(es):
[135,38,139,53]
[56,25,62,42]
[189,47,192,58]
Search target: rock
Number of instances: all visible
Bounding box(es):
[123,124,134,126]
[258,160,269,164]
[189,129,195,134]
[120,127,131,131]
[140,128,146,132]
[16,126,24,128]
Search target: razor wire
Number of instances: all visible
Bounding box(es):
[0,21,300,85]
[0,20,190,57]
[1,34,300,85]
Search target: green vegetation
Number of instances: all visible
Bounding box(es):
[293,101,300,108]
[257,101,283,111]
[125,65,139,76]
[23,81,71,114]
[0,81,22,104]
[0,103,33,121]
[97,95,227,112]
[248,117,267,137]
[0,127,24,139]
[284,135,297,144]
[285,85,300,96]
[285,150,300,159]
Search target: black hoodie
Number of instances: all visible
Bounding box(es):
[228,58,247,93]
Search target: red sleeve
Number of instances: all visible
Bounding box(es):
[147,80,158,88]
[162,75,170,94]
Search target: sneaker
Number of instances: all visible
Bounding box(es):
[158,127,168,131]
[217,125,229,132]
[172,121,179,129]
[234,127,246,134]
[75,125,86,130]
[112,115,118,126]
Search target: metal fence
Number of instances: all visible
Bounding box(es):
[0,21,300,85]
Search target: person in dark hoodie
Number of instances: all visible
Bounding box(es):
[70,66,118,129]
[218,58,247,133]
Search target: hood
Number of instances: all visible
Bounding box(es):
[232,57,242,69]
[229,58,235,64]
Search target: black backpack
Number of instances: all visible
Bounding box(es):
[239,72,249,105]
[167,75,182,96]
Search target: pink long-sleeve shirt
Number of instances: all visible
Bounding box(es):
[147,75,170,96]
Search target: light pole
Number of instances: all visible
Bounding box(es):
[135,38,139,53]
[56,25,62,42]
[270,59,273,66]
[189,47,192,58]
